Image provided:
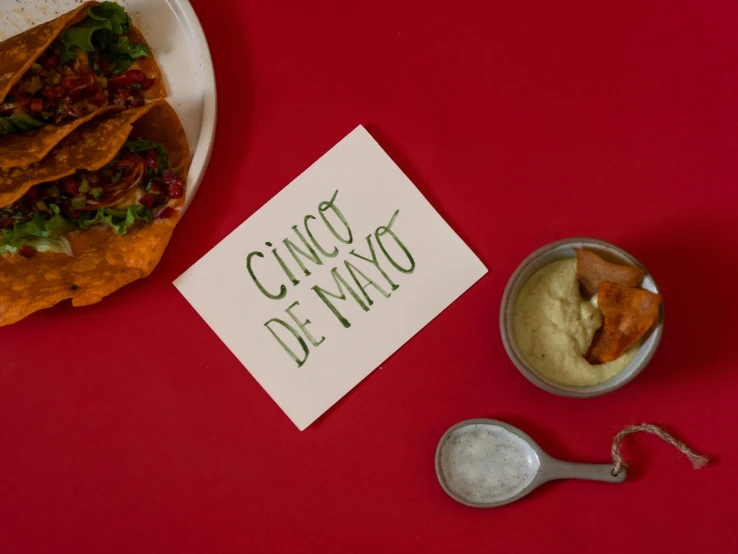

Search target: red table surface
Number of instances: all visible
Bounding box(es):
[2,0,738,552]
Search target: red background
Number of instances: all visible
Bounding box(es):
[2,0,738,552]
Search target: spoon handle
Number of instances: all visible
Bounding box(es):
[546,459,627,483]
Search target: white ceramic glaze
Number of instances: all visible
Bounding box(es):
[436,419,626,508]
[439,423,540,504]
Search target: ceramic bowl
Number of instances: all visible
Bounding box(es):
[499,237,664,397]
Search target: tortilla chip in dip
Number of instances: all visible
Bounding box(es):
[586,281,661,364]
[0,1,166,168]
[0,100,189,326]
[575,248,646,297]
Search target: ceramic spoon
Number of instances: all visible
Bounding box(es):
[435,418,626,508]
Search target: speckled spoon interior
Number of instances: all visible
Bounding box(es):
[435,418,626,508]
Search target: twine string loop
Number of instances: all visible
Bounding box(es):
[611,423,709,476]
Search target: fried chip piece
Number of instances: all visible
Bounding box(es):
[0,108,121,173]
[586,282,661,364]
[0,2,167,169]
[0,100,189,327]
[0,218,178,326]
[0,101,166,207]
[575,248,646,297]
[0,3,91,102]
[0,2,92,169]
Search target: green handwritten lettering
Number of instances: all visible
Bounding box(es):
[247,251,286,300]
[304,214,339,258]
[312,267,369,328]
[319,190,353,245]
[344,260,391,306]
[375,210,415,274]
[284,225,323,277]
[349,235,400,291]
[264,317,309,367]
[285,301,325,347]
[271,246,300,286]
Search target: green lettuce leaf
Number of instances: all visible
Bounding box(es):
[109,36,150,59]
[0,236,73,256]
[78,206,154,235]
[1,213,74,247]
[0,205,153,255]
[87,2,129,31]
[0,213,74,254]
[106,54,132,76]
[104,36,151,74]
[125,138,169,171]
[0,113,45,135]
[54,2,149,65]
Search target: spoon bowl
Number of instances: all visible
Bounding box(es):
[435,418,626,508]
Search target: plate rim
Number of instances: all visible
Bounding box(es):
[169,0,218,214]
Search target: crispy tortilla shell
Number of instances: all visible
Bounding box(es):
[0,107,121,175]
[0,2,167,169]
[586,282,661,364]
[0,217,178,326]
[0,101,167,207]
[575,248,646,297]
[0,100,189,326]
[0,2,92,102]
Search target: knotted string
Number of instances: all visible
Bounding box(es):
[611,423,709,476]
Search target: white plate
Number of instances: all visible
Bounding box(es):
[0,0,216,211]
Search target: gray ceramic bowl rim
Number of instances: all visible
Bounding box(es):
[499,237,664,398]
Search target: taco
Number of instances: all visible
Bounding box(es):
[0,1,165,168]
[0,99,189,326]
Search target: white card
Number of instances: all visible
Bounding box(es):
[174,126,487,430]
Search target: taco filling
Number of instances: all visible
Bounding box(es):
[0,139,184,256]
[0,2,156,135]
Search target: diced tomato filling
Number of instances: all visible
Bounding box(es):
[107,69,146,88]
[138,194,154,209]
[18,245,36,258]
[157,206,176,219]
[43,55,59,71]
[0,149,180,230]
[0,43,155,125]
[64,177,78,195]
[167,182,184,199]
[144,150,159,170]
